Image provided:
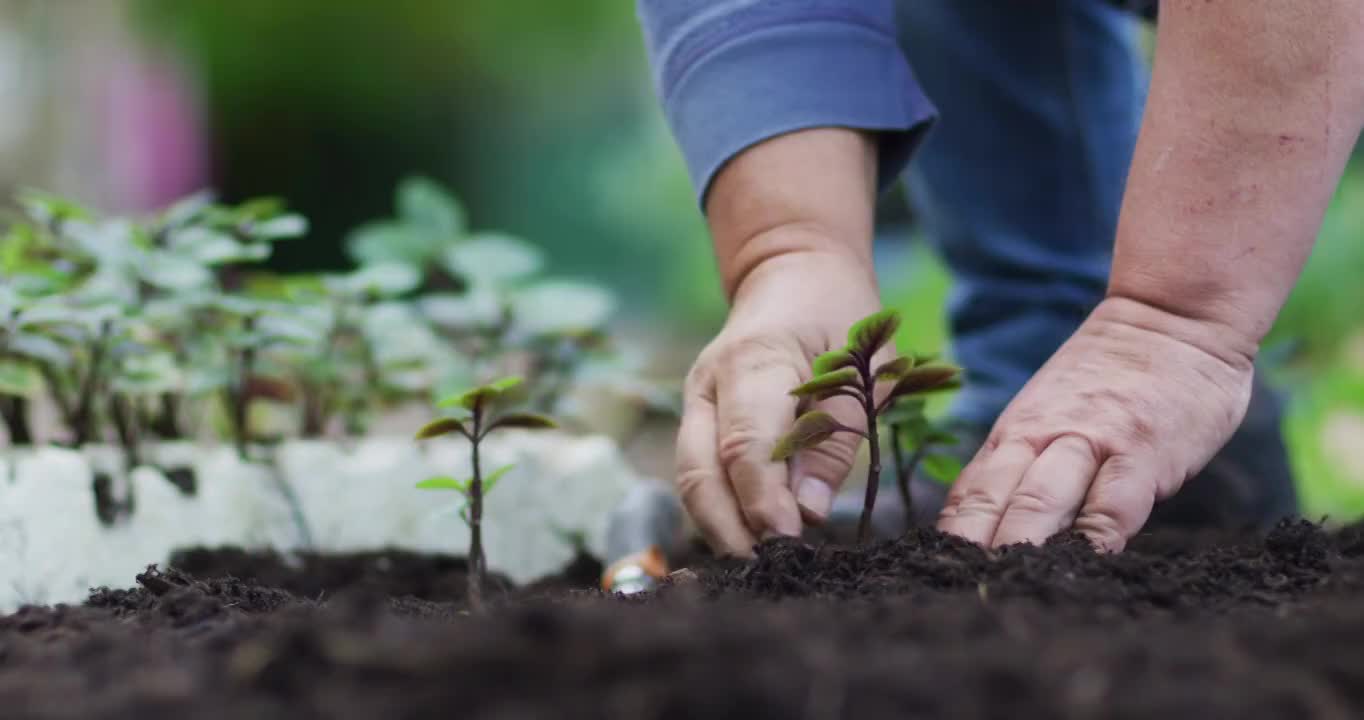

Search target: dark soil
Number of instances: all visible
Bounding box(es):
[3,520,1364,719]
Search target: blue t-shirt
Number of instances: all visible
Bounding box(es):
[637,0,1151,206]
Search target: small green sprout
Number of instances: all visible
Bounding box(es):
[414,376,557,611]
[883,394,963,531]
[772,309,961,544]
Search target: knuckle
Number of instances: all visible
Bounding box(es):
[1006,485,1062,517]
[718,335,794,374]
[949,485,1007,519]
[1074,504,1131,552]
[798,434,857,471]
[673,466,710,508]
[741,497,787,531]
[717,426,771,470]
[683,362,714,398]
[1050,433,1103,464]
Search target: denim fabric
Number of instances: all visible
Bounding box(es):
[894,0,1147,424]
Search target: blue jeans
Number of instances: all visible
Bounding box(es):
[894,0,1147,426]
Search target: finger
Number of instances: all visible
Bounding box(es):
[675,379,758,556]
[990,434,1101,547]
[1073,454,1160,553]
[936,439,1037,545]
[788,392,864,525]
[716,359,804,538]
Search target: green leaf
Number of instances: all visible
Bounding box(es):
[487,376,523,393]
[160,190,215,228]
[414,417,469,440]
[483,464,515,494]
[112,351,181,391]
[346,262,422,297]
[443,233,544,284]
[919,378,963,396]
[18,189,91,225]
[880,397,927,426]
[924,430,960,446]
[228,197,287,222]
[397,176,464,238]
[256,314,325,346]
[250,214,308,240]
[846,308,901,358]
[771,411,848,461]
[920,454,964,484]
[0,360,40,397]
[510,281,615,336]
[885,364,961,399]
[8,332,71,367]
[15,303,84,328]
[874,356,914,381]
[139,251,214,291]
[170,227,258,265]
[416,476,468,492]
[345,221,431,268]
[201,294,261,317]
[417,290,502,331]
[437,376,525,411]
[811,348,856,375]
[789,367,860,398]
[489,412,557,431]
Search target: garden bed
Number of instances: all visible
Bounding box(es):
[2,520,1363,719]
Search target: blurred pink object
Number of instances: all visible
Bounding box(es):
[103,46,210,212]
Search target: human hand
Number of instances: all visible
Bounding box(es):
[936,297,1258,551]
[677,245,887,556]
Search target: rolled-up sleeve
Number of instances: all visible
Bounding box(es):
[638,0,937,205]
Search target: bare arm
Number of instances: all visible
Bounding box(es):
[939,0,1364,550]
[1109,0,1364,359]
[677,128,891,553]
[707,129,878,300]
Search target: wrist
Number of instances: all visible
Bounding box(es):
[719,223,875,303]
[1091,295,1259,374]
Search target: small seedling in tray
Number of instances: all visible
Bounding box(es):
[414,376,556,610]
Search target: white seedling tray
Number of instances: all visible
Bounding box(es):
[0,433,639,610]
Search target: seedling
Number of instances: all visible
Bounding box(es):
[414,376,556,610]
[883,395,963,531]
[771,309,960,544]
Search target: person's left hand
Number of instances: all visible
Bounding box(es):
[936,297,1258,551]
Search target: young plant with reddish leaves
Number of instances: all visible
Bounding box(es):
[771,309,960,544]
[414,376,556,610]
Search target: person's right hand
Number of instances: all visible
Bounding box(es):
[677,242,886,556]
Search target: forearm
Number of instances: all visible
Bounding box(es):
[707,128,880,302]
[1108,0,1364,354]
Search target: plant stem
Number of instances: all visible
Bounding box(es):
[856,366,881,545]
[38,362,78,438]
[149,392,182,440]
[231,315,257,460]
[263,446,314,550]
[300,380,326,438]
[71,321,113,446]
[0,397,33,445]
[109,393,142,470]
[467,402,486,612]
[890,424,910,531]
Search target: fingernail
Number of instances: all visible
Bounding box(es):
[796,477,833,520]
